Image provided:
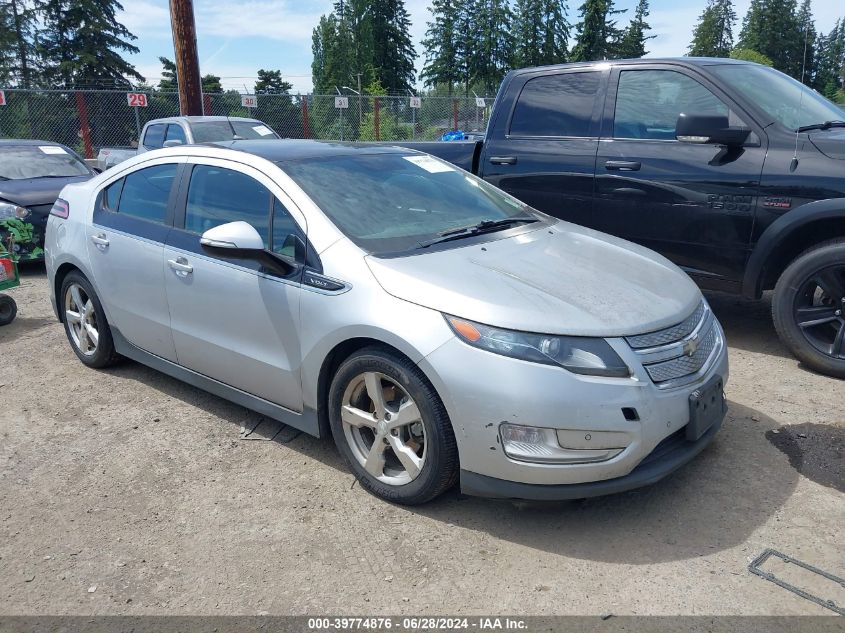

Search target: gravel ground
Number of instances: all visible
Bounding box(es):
[0,265,843,616]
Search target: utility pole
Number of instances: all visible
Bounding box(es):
[355,72,363,129]
[169,0,203,116]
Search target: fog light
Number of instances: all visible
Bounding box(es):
[500,423,624,464]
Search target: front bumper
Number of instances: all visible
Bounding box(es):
[419,318,729,497]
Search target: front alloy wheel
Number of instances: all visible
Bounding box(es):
[328,346,458,504]
[341,371,427,485]
[773,239,845,378]
[65,282,99,356]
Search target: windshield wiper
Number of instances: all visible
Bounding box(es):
[418,215,537,249]
[796,120,845,132]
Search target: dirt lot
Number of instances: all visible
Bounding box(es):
[1,265,843,616]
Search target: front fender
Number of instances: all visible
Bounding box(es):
[743,198,845,298]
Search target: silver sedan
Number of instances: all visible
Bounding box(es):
[45,141,728,504]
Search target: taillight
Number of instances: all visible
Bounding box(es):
[50,198,70,219]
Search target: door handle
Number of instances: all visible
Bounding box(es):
[90,233,109,249]
[490,156,517,165]
[167,257,193,277]
[605,160,641,171]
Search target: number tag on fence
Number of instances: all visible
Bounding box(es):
[127,93,147,107]
[241,94,257,108]
[334,96,349,109]
[475,97,486,108]
[410,96,421,109]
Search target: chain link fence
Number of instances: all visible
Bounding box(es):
[0,89,493,158]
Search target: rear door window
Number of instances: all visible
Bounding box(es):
[143,124,166,149]
[509,72,600,137]
[184,165,272,246]
[116,164,178,223]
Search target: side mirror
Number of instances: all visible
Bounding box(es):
[200,221,264,252]
[163,139,183,148]
[200,221,292,276]
[676,113,750,146]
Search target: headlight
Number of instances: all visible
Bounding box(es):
[0,202,30,220]
[445,315,630,377]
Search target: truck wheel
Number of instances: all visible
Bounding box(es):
[328,346,459,505]
[0,294,16,326]
[773,239,845,378]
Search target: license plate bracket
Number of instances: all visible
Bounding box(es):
[687,374,726,441]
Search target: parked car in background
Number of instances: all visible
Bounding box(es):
[0,140,95,261]
[397,58,845,378]
[46,141,727,504]
[95,116,280,171]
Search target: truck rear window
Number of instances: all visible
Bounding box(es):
[509,72,599,138]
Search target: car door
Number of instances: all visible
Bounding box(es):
[141,123,166,151]
[164,124,187,147]
[480,67,606,228]
[594,64,766,288]
[163,159,307,412]
[87,159,183,360]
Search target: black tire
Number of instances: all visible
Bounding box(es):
[328,346,459,505]
[772,238,845,378]
[60,271,121,368]
[0,294,16,326]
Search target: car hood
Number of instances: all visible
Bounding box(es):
[365,222,701,337]
[0,175,92,208]
[809,129,845,160]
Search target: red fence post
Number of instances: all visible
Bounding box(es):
[301,98,311,139]
[202,93,212,115]
[75,92,94,159]
[374,97,380,141]
[453,99,459,131]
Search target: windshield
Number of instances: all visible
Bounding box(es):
[710,63,845,130]
[282,153,537,255]
[190,120,279,142]
[0,145,90,180]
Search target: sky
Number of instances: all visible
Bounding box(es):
[119,0,845,95]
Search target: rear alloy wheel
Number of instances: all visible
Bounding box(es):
[60,271,120,368]
[773,239,845,378]
[328,346,458,504]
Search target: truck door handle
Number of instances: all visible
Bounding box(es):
[490,156,517,165]
[168,257,193,277]
[90,233,109,250]
[605,160,641,171]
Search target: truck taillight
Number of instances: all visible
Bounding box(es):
[50,198,70,219]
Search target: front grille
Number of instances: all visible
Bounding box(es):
[626,299,721,389]
[626,301,706,349]
[642,325,717,383]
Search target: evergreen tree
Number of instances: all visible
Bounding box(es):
[39,0,142,88]
[0,0,38,87]
[512,0,570,67]
[813,20,845,98]
[471,0,515,92]
[571,0,626,61]
[615,0,654,58]
[157,56,177,91]
[311,13,354,94]
[688,0,736,57]
[255,69,292,94]
[370,0,417,93]
[421,0,465,94]
[737,0,803,78]
[794,0,816,84]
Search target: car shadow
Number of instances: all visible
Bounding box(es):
[102,359,800,565]
[703,290,794,360]
[766,423,844,494]
[0,315,55,339]
[407,401,798,564]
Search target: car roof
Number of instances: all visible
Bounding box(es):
[511,56,753,76]
[0,139,68,147]
[147,116,265,124]
[206,139,414,163]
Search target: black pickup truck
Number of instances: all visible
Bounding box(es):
[399,57,845,378]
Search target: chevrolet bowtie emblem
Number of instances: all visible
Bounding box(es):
[683,336,700,357]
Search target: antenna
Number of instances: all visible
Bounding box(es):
[790,15,812,172]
